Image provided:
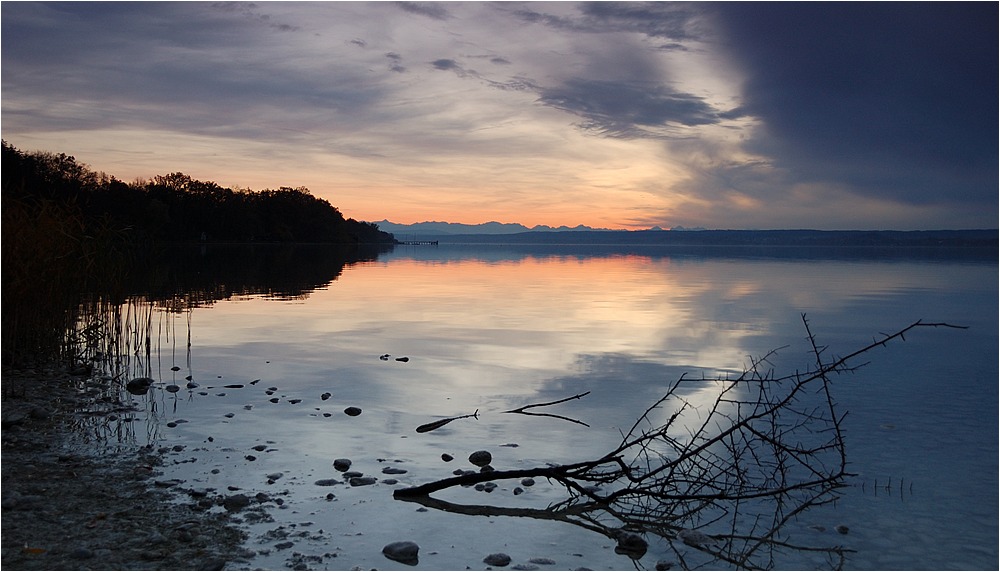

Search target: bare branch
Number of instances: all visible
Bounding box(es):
[394,317,962,569]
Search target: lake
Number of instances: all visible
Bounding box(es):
[79,243,997,570]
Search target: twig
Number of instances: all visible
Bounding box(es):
[502,391,591,426]
[415,409,479,433]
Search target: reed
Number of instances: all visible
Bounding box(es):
[2,196,137,367]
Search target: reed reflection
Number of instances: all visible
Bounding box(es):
[62,243,392,447]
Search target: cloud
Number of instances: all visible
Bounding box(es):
[538,79,719,138]
[511,2,699,40]
[1,1,995,229]
[430,58,537,92]
[385,52,406,73]
[395,1,450,21]
[431,58,461,72]
[711,3,998,207]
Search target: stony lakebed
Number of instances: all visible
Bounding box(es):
[1,358,704,571]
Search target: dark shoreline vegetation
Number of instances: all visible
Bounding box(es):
[1,141,394,367]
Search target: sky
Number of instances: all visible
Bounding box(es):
[2,2,997,230]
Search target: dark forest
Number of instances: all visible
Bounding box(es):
[1,141,395,245]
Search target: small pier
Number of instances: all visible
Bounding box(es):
[398,240,439,245]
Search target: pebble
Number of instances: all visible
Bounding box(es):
[349,476,377,486]
[344,407,362,416]
[267,473,283,481]
[441,453,454,462]
[165,384,181,393]
[288,399,302,404]
[147,531,168,544]
[222,494,251,512]
[314,479,340,487]
[395,356,410,362]
[835,524,850,534]
[69,547,95,559]
[252,444,268,451]
[321,392,332,400]
[125,377,154,395]
[382,467,407,475]
[529,557,556,565]
[186,381,199,389]
[469,450,492,467]
[513,487,524,495]
[512,565,540,571]
[333,458,352,471]
[382,541,419,564]
[154,479,182,487]
[483,552,512,566]
[615,532,648,558]
[678,528,711,547]
[521,478,535,487]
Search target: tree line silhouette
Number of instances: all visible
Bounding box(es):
[1,141,395,245]
[1,140,394,365]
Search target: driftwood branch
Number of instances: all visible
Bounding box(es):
[394,316,964,569]
[415,409,479,433]
[502,390,591,427]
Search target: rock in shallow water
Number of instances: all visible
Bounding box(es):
[382,540,419,565]
[344,407,362,417]
[126,377,154,395]
[469,450,492,467]
[615,532,648,558]
[483,552,512,566]
[333,458,352,472]
[222,494,251,512]
[677,528,711,547]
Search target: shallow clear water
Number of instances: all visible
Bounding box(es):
[95,245,997,570]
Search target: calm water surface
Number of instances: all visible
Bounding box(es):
[100,245,997,570]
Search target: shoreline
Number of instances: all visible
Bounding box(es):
[1,365,251,570]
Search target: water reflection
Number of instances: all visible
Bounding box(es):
[66,244,997,571]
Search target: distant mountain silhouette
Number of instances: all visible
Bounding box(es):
[376,220,616,235]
